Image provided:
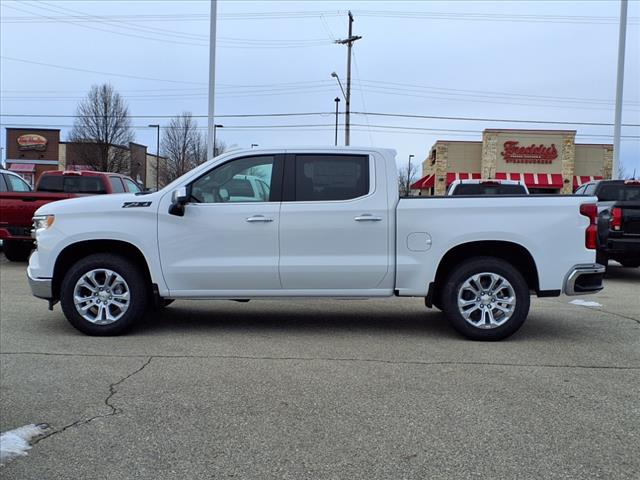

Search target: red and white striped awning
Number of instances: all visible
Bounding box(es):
[573,175,603,188]
[410,174,434,190]
[8,163,35,172]
[496,172,563,188]
[446,172,482,184]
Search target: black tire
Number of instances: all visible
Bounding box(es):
[60,253,149,336]
[441,257,530,341]
[620,261,640,268]
[3,240,33,262]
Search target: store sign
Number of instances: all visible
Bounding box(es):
[17,134,48,151]
[501,141,558,164]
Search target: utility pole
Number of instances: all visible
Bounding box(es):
[207,0,218,161]
[612,0,627,179]
[213,124,223,156]
[335,11,361,146]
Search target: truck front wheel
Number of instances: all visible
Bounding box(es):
[442,257,530,341]
[3,240,33,262]
[60,253,148,336]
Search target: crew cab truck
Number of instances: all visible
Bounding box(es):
[575,179,640,268]
[0,169,141,261]
[28,147,605,341]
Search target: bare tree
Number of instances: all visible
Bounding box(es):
[398,163,419,196]
[160,113,227,184]
[68,83,134,172]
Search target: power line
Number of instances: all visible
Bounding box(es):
[0,56,207,85]
[3,111,639,128]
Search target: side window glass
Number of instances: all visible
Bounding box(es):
[0,174,7,192]
[7,174,32,192]
[294,154,369,201]
[109,177,125,193]
[574,185,585,194]
[584,184,596,196]
[124,178,141,193]
[191,156,276,203]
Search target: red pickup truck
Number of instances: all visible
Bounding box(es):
[0,169,141,261]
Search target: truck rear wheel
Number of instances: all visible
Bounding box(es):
[3,240,33,262]
[442,257,530,341]
[60,253,148,336]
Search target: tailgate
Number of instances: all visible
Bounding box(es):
[619,202,640,235]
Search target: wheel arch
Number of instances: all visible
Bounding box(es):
[426,240,541,307]
[52,240,154,301]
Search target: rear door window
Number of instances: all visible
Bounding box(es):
[109,176,125,193]
[0,174,8,192]
[293,154,369,201]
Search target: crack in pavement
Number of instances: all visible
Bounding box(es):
[32,356,153,444]
[2,351,638,371]
[557,298,640,325]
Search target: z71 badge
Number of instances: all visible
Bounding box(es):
[122,201,152,208]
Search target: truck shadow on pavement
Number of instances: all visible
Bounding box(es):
[132,304,580,342]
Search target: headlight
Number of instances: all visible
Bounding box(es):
[32,214,55,232]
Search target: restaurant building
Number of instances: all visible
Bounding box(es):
[411,129,613,195]
[4,128,160,188]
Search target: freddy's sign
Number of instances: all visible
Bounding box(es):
[17,134,48,151]
[501,141,558,164]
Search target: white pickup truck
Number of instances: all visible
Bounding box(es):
[28,147,604,340]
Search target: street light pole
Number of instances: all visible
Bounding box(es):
[334,97,340,146]
[408,154,415,194]
[148,124,160,189]
[213,124,223,156]
[612,0,628,179]
[207,0,218,161]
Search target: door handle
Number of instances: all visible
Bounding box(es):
[246,215,274,223]
[354,214,383,222]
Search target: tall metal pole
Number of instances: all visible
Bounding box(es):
[207,0,217,161]
[408,154,414,194]
[155,125,160,189]
[334,97,340,146]
[612,0,627,179]
[335,11,361,146]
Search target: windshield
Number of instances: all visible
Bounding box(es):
[38,175,107,194]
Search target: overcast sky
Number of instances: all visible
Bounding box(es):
[1,0,639,175]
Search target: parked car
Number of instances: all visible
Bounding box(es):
[575,179,640,268]
[0,170,141,261]
[28,147,603,340]
[447,179,530,195]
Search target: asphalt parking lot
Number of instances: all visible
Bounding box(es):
[1,256,638,480]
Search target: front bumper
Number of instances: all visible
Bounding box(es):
[27,265,52,299]
[564,263,605,296]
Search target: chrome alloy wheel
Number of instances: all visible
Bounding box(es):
[73,269,130,325]
[457,272,516,329]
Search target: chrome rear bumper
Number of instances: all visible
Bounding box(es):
[564,264,605,296]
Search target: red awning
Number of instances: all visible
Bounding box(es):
[8,163,35,172]
[446,172,482,185]
[495,172,563,188]
[495,172,523,181]
[410,174,434,190]
[573,175,603,188]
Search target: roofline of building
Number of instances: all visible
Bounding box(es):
[483,128,577,134]
[6,127,61,132]
[575,143,614,147]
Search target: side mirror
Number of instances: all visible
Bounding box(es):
[169,186,189,216]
